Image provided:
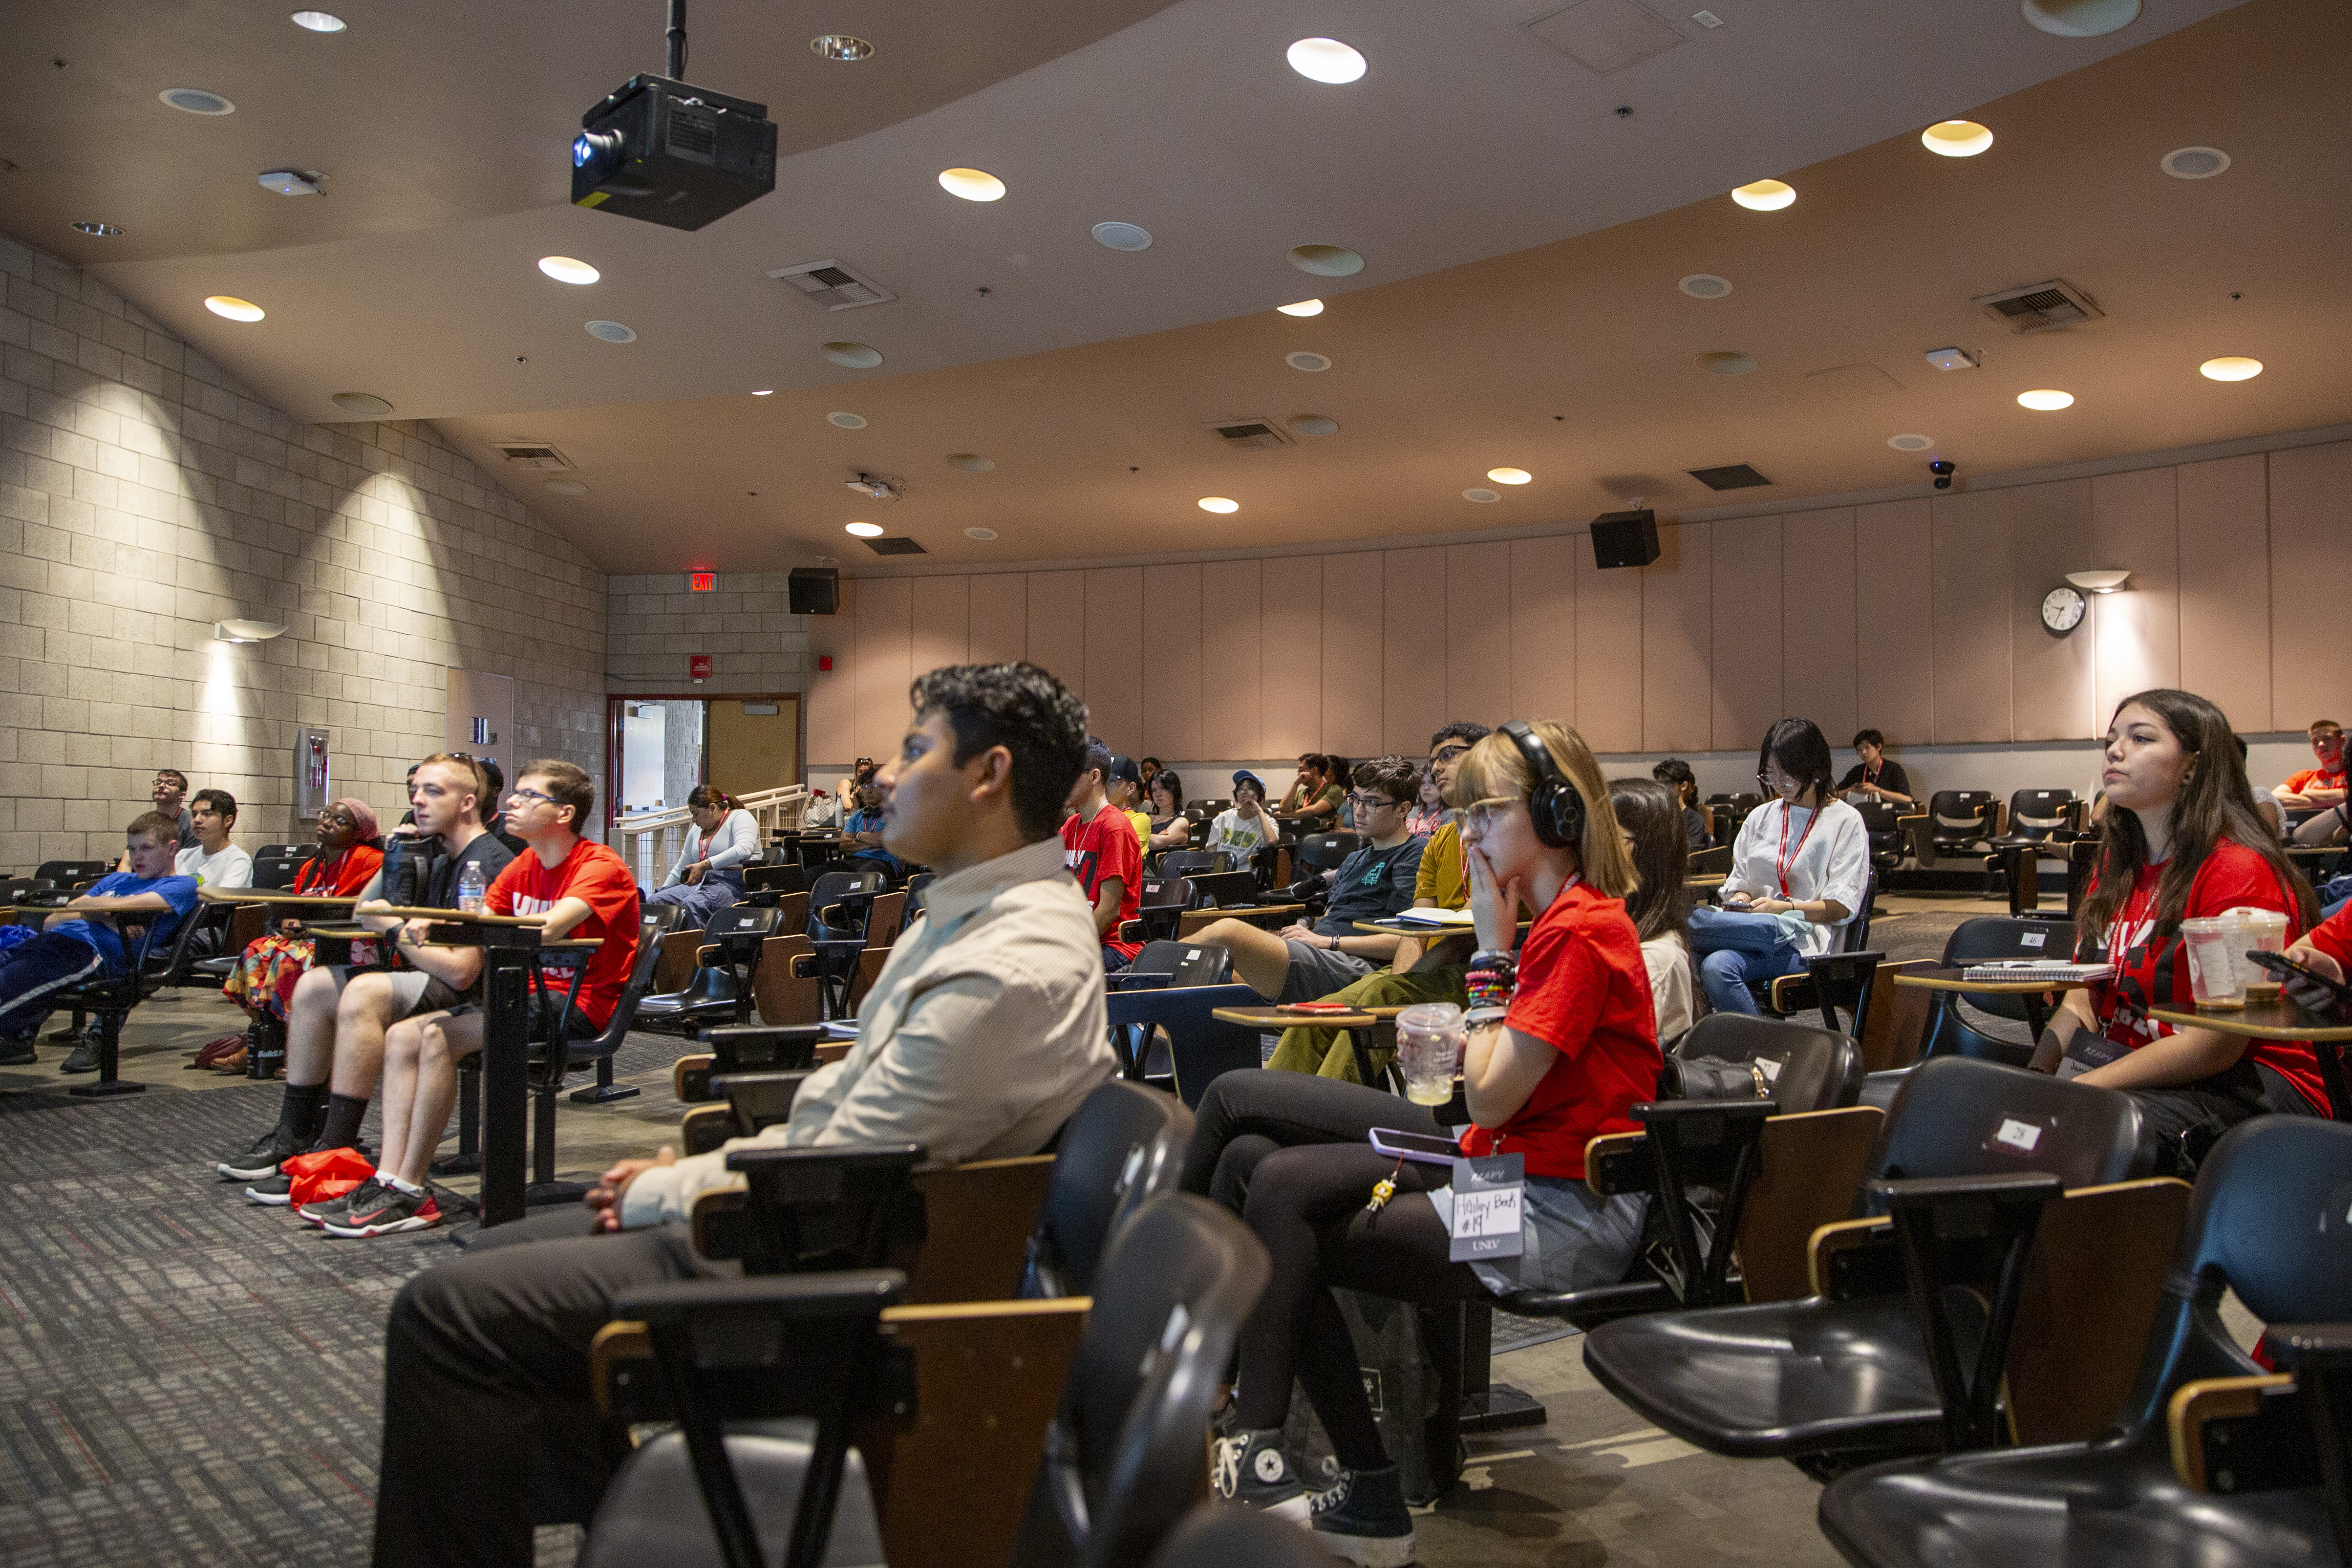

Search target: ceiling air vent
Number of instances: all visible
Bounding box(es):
[1972,279,2104,333]
[1207,418,1293,451]
[769,258,897,311]
[1688,463,1771,491]
[862,536,927,556]
[495,442,574,471]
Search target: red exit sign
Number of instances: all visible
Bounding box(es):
[688,571,717,593]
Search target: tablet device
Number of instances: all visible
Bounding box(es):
[1368,1127,1465,1166]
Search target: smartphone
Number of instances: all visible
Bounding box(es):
[1368,1127,1466,1165]
[2246,949,2352,1007]
[1282,1002,1356,1015]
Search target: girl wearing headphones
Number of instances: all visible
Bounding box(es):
[1688,717,1872,1015]
[1193,721,1661,1567]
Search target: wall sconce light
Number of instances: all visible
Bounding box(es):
[213,619,289,643]
[2065,570,2132,594]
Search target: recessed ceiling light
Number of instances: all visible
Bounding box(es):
[1286,351,1332,372]
[538,256,599,284]
[1487,468,1532,485]
[290,10,346,31]
[544,480,588,496]
[822,342,884,368]
[810,34,874,60]
[1277,299,1324,317]
[2020,0,2140,37]
[1462,488,1501,503]
[845,521,885,537]
[2017,388,2074,410]
[1921,120,1993,157]
[1698,351,1757,375]
[257,170,322,196]
[1198,497,1239,514]
[1888,433,1936,451]
[2161,146,2230,179]
[1730,179,1795,211]
[2200,356,2263,382]
[70,221,122,237]
[204,296,265,322]
[1286,38,1368,84]
[827,411,866,428]
[1678,274,1732,299]
[1287,415,1339,436]
[947,453,996,472]
[938,167,1006,202]
[1091,221,1153,252]
[584,320,637,343]
[1288,244,1364,277]
[159,87,235,115]
[964,527,999,540]
[751,389,773,397]
[331,392,392,417]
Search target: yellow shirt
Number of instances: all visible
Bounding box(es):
[1414,818,1467,909]
[1127,810,1152,855]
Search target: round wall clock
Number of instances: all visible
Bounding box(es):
[2041,585,2087,634]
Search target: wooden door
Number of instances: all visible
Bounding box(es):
[706,696,801,799]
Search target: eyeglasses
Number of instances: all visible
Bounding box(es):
[508,786,557,807]
[1757,769,1797,791]
[1432,744,1473,764]
[1347,792,1404,812]
[1461,795,1521,834]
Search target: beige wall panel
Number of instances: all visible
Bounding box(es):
[1321,553,1385,759]
[1141,563,1204,762]
[966,572,1027,667]
[1709,516,1783,751]
[852,576,913,761]
[1853,500,1935,748]
[1083,568,1145,752]
[1262,556,1321,757]
[2089,467,2180,722]
[908,575,970,684]
[1643,525,1712,753]
[1929,490,2012,745]
[1383,548,1448,756]
[2176,454,2271,733]
[805,577,857,765]
[1201,559,1264,758]
[1445,541,1513,731]
[1510,535,1577,727]
[2007,481,2096,742]
[1575,536,1643,753]
[2269,442,2352,728]
[1025,571,1086,698]
[1781,508,1858,747]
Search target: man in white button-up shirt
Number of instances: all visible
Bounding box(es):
[369,662,1112,1568]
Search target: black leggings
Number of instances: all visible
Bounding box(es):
[1182,1072,1489,1469]
[2125,1060,2318,1176]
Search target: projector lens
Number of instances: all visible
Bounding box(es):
[573,130,622,173]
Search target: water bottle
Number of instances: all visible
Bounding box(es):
[457,860,486,913]
[1394,1002,1467,1106]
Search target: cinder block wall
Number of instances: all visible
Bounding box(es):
[0,232,608,859]
[603,570,809,695]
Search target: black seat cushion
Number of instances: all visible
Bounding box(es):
[578,1419,886,1568]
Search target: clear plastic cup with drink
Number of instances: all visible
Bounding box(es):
[2180,916,2245,1010]
[1393,1002,1466,1106]
[2226,906,2289,999]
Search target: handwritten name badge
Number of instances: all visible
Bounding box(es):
[1448,1152,1525,1262]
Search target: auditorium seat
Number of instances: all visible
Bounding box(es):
[634,904,783,1033]
[1914,916,2076,1068]
[1900,791,1997,870]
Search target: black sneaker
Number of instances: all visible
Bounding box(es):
[0,1034,34,1067]
[1308,1465,1416,1568]
[60,1041,100,1074]
[298,1177,383,1227]
[218,1124,305,1181]
[320,1183,442,1238]
[244,1172,295,1206]
[1211,1428,1310,1523]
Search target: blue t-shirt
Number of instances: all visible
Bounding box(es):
[49,872,200,973]
[843,808,906,878]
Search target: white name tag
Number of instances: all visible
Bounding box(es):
[1994,1117,2042,1153]
[1756,1057,1782,1083]
[1448,1153,1525,1261]
[2021,930,2046,948]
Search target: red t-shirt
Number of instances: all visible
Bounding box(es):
[1063,803,1143,960]
[1459,881,1662,1180]
[2308,906,2352,972]
[2080,838,2327,1114]
[2282,765,2347,795]
[296,843,383,896]
[487,838,643,1031]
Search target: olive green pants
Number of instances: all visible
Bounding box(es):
[1262,965,1470,1082]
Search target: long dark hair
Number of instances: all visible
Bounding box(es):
[2077,688,2318,949]
[1149,769,1184,813]
[686,785,738,813]
[1608,777,1691,943]
[1757,717,1836,806]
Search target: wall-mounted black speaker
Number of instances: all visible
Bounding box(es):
[788,567,839,616]
[1590,510,1660,569]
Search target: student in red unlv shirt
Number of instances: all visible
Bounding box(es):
[2028,690,2328,1174]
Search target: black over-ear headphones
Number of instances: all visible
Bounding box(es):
[1500,720,1586,849]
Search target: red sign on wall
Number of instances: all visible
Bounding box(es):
[689,654,712,680]
[688,571,717,593]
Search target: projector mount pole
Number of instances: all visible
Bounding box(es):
[666,0,686,78]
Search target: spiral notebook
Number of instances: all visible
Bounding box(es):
[1961,960,2115,984]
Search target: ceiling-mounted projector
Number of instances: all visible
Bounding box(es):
[570,2,776,230]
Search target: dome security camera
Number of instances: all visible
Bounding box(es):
[1930,459,1956,491]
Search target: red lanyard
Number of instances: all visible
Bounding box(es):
[1775,803,1821,898]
